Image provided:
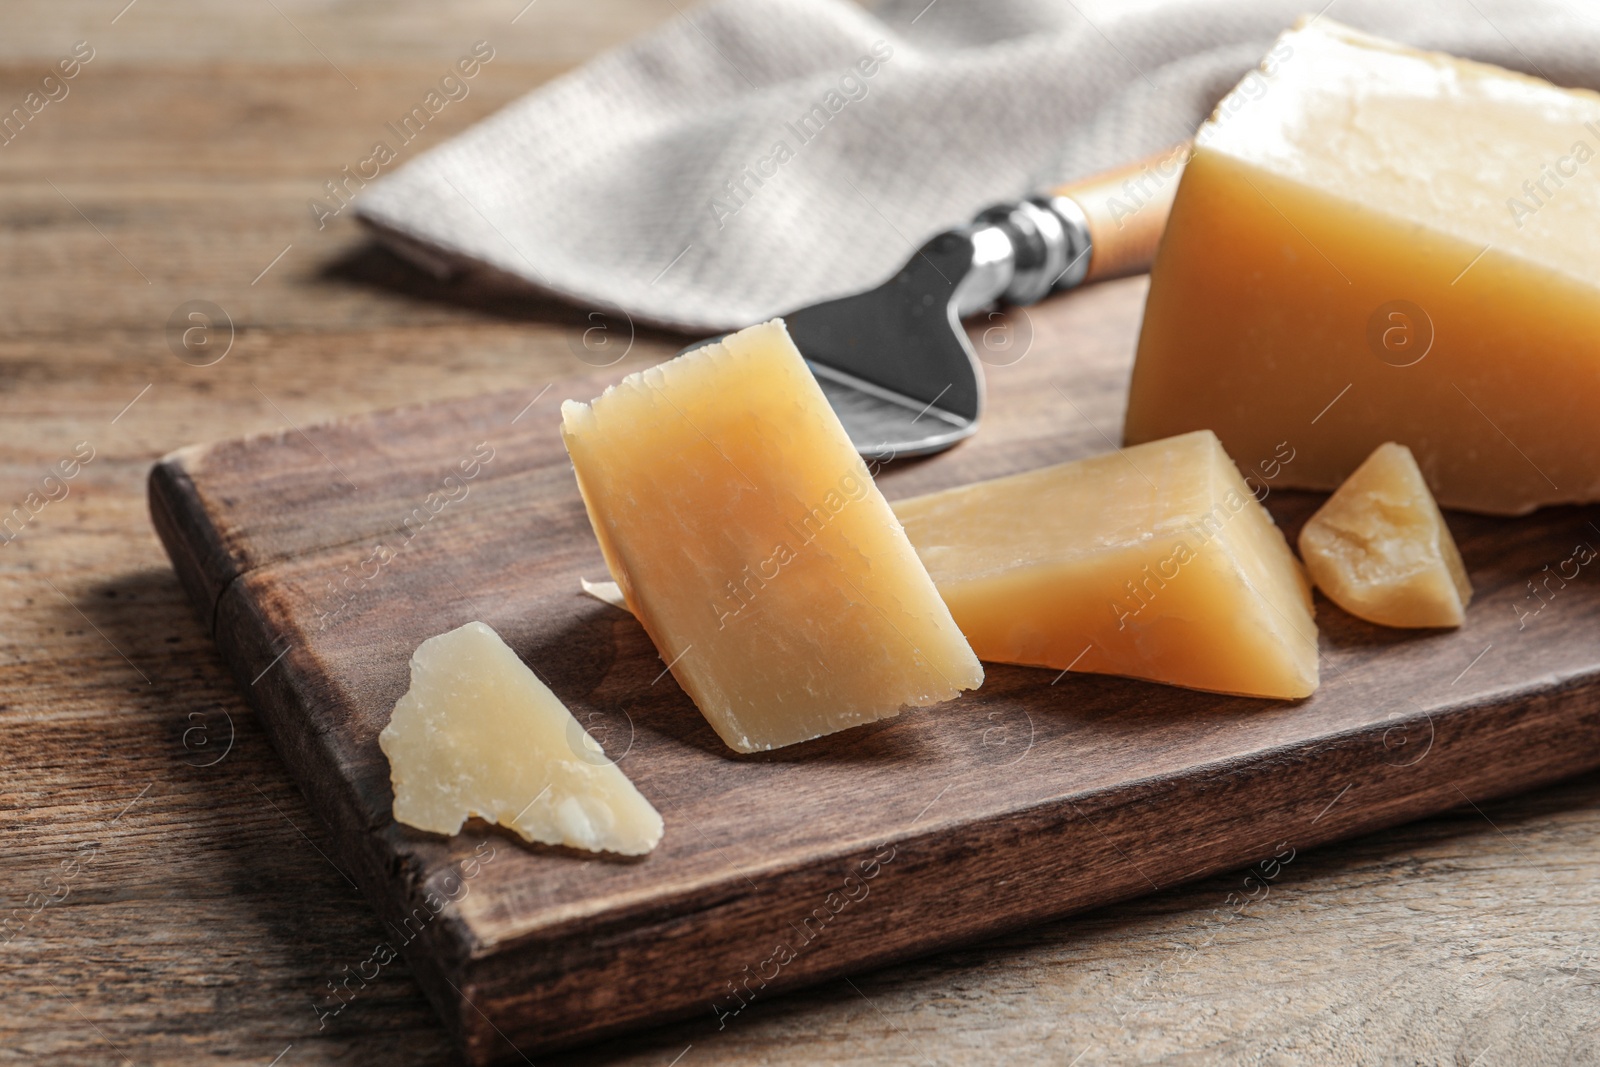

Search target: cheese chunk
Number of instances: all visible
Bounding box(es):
[1299,443,1472,628]
[379,621,663,856]
[560,320,982,753]
[1125,18,1600,515]
[893,431,1319,700]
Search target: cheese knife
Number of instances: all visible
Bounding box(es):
[685,144,1187,459]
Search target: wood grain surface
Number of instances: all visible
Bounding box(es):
[3,3,1599,1066]
[149,266,1600,1061]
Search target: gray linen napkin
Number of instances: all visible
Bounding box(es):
[354,0,1600,333]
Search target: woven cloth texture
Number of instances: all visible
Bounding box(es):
[355,0,1600,332]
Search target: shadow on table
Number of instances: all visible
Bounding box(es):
[319,238,689,340]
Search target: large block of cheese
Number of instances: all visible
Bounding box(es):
[561,320,982,753]
[893,431,1319,700]
[1125,18,1600,515]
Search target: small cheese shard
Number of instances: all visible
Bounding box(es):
[1125,18,1600,515]
[893,430,1319,699]
[1298,443,1472,628]
[378,621,663,856]
[580,577,629,611]
[560,319,982,753]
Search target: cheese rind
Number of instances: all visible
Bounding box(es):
[378,621,663,856]
[893,431,1319,700]
[561,320,982,753]
[1298,443,1472,628]
[1125,18,1600,515]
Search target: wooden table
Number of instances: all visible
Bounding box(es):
[3,3,1596,1064]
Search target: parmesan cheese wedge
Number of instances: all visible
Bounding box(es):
[1298,443,1472,628]
[379,621,663,856]
[894,431,1319,699]
[561,319,982,753]
[1126,18,1600,515]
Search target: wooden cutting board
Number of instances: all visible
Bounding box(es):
[148,279,1600,1064]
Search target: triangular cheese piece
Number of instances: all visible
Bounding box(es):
[379,621,663,855]
[1298,442,1472,628]
[894,430,1319,700]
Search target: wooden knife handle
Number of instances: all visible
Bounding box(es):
[1049,142,1190,283]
